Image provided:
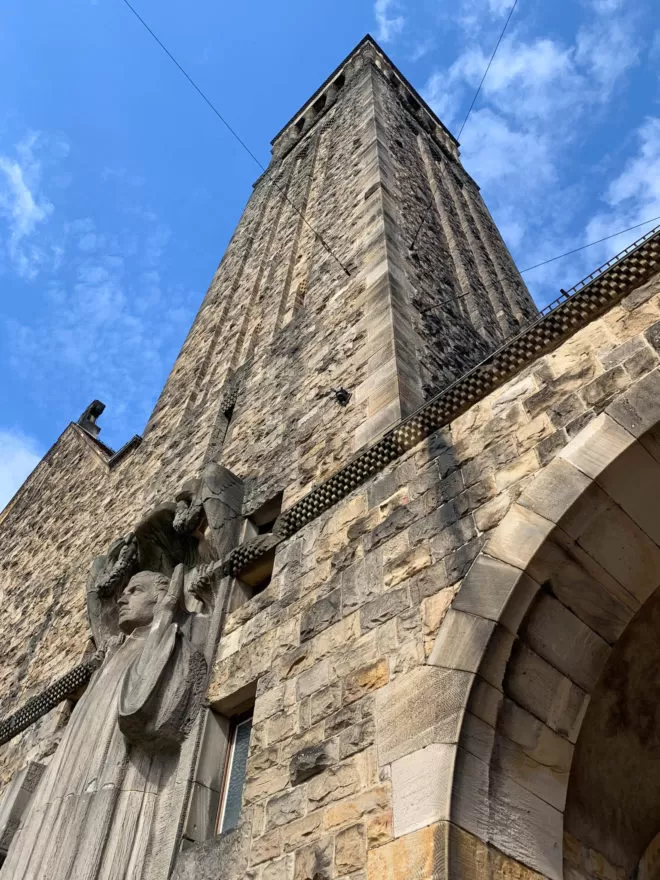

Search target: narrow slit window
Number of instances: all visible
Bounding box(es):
[223,402,235,425]
[217,713,253,835]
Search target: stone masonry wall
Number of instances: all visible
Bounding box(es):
[202,269,660,879]
[369,61,537,398]
[0,35,656,876]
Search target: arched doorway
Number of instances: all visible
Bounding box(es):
[564,587,660,879]
[418,370,660,879]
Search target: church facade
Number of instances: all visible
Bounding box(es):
[1,34,659,880]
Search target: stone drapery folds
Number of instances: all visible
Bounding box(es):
[2,463,243,880]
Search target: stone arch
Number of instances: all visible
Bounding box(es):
[418,370,660,879]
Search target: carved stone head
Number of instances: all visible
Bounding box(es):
[117,570,169,634]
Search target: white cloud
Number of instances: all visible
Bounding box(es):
[0,429,42,511]
[0,133,54,280]
[575,17,639,90]
[421,0,645,306]
[6,206,196,447]
[374,0,405,43]
[584,116,660,257]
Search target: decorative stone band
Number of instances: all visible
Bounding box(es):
[4,226,659,746]
[0,657,101,747]
[222,533,280,577]
[227,225,660,568]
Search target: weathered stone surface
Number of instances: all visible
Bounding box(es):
[300,589,342,642]
[172,819,251,879]
[343,659,389,705]
[290,742,338,786]
[376,665,473,765]
[293,835,334,880]
[3,25,660,880]
[335,823,367,873]
[266,788,307,830]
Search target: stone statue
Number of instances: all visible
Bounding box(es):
[2,464,244,880]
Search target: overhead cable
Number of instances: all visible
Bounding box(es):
[423,217,660,313]
[117,0,351,276]
[519,216,660,273]
[410,0,519,250]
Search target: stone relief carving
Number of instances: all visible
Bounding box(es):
[2,462,244,880]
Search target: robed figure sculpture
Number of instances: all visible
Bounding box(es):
[2,464,243,880]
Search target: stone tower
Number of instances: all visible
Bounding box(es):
[2,32,660,880]
[143,35,537,511]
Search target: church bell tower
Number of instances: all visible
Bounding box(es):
[144,35,537,512]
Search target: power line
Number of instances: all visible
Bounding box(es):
[421,216,660,314]
[410,0,518,251]
[117,0,351,276]
[519,216,660,273]
[456,0,518,140]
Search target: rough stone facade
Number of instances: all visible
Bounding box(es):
[1,33,660,880]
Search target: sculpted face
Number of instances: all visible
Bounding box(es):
[117,571,168,633]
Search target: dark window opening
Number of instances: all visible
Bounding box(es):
[295,116,306,133]
[405,93,421,113]
[239,547,277,595]
[313,94,327,114]
[217,710,253,835]
[333,73,345,91]
[239,492,283,595]
[245,492,283,536]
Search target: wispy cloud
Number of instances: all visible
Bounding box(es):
[7,210,193,444]
[584,116,660,257]
[374,0,405,43]
[0,429,42,511]
[421,0,645,304]
[0,133,54,280]
[0,130,198,449]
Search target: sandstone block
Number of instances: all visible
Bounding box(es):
[452,555,539,634]
[505,643,588,743]
[266,788,307,830]
[427,608,495,673]
[366,810,393,849]
[290,741,338,787]
[343,659,389,705]
[301,589,342,642]
[517,456,591,526]
[429,517,476,563]
[323,784,390,831]
[307,761,361,808]
[293,835,334,880]
[310,684,343,726]
[391,743,455,838]
[244,764,290,805]
[281,811,324,853]
[339,717,376,760]
[262,854,294,880]
[483,504,554,572]
[335,823,367,874]
[474,493,511,533]
[297,660,331,700]
[359,587,409,632]
[581,365,629,407]
[366,823,445,880]
[494,450,539,492]
[375,665,473,765]
[421,588,454,636]
[523,593,610,692]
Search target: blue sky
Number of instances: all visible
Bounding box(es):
[1,0,659,508]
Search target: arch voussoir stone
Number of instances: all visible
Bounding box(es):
[389,375,660,880]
